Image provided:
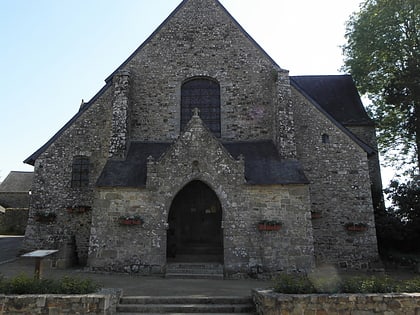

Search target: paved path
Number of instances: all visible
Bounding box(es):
[0,235,24,264]
[0,236,272,296]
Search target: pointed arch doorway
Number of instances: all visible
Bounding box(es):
[167,180,223,263]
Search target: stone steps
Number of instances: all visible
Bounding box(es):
[165,263,224,279]
[116,296,256,314]
[177,245,223,255]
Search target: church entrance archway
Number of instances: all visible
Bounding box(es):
[167,180,223,263]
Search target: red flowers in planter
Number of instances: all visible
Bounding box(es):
[258,220,282,231]
[67,206,92,214]
[118,215,143,226]
[34,211,56,223]
[345,223,368,232]
[311,211,322,219]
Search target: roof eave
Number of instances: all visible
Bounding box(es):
[24,81,112,166]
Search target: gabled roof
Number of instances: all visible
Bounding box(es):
[96,141,309,188]
[104,0,285,83]
[0,171,34,192]
[291,75,374,126]
[24,0,285,166]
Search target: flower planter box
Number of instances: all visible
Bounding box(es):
[345,223,368,232]
[34,215,56,223]
[67,206,92,214]
[311,212,322,219]
[346,225,368,232]
[258,224,281,231]
[119,219,143,226]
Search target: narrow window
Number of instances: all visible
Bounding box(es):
[322,134,330,144]
[181,78,221,137]
[71,156,90,188]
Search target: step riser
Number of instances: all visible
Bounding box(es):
[167,264,223,269]
[117,304,254,313]
[165,263,224,279]
[166,268,223,273]
[166,271,223,275]
[165,274,224,279]
[120,297,252,305]
[117,296,255,314]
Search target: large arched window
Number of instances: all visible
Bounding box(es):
[181,78,221,137]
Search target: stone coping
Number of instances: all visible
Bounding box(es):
[252,289,420,315]
[0,289,122,315]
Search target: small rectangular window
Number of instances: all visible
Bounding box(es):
[71,156,90,188]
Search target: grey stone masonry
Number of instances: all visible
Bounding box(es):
[23,0,381,275]
[292,86,379,269]
[88,113,315,276]
[109,70,131,159]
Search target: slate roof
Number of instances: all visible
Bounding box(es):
[291,75,374,126]
[96,143,171,187]
[223,141,309,185]
[0,171,34,192]
[96,141,308,187]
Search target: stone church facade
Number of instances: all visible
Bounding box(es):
[23,0,381,276]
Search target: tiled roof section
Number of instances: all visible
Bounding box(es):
[96,141,309,188]
[0,171,34,192]
[223,141,309,185]
[291,75,374,126]
[96,143,171,188]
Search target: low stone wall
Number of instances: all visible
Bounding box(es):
[0,293,119,315]
[253,289,420,315]
[0,208,28,235]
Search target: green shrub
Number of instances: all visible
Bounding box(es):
[273,273,316,294]
[0,273,100,294]
[273,273,419,294]
[309,274,341,293]
[57,276,100,294]
[399,277,420,293]
[341,276,398,293]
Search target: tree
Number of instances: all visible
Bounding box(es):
[379,177,420,252]
[342,0,420,172]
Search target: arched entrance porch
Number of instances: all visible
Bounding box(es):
[167,180,223,263]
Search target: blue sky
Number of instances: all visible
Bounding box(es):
[2,0,385,183]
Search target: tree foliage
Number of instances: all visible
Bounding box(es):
[376,177,420,252]
[385,177,420,224]
[342,0,420,172]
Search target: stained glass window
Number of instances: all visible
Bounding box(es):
[181,78,221,137]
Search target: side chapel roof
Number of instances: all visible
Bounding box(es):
[96,141,309,188]
[291,75,374,126]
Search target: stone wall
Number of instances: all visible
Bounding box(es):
[122,0,292,148]
[22,87,114,266]
[253,289,420,315]
[88,116,314,276]
[0,293,117,315]
[0,209,28,235]
[292,87,379,269]
[348,125,385,213]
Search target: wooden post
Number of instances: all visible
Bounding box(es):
[34,257,42,279]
